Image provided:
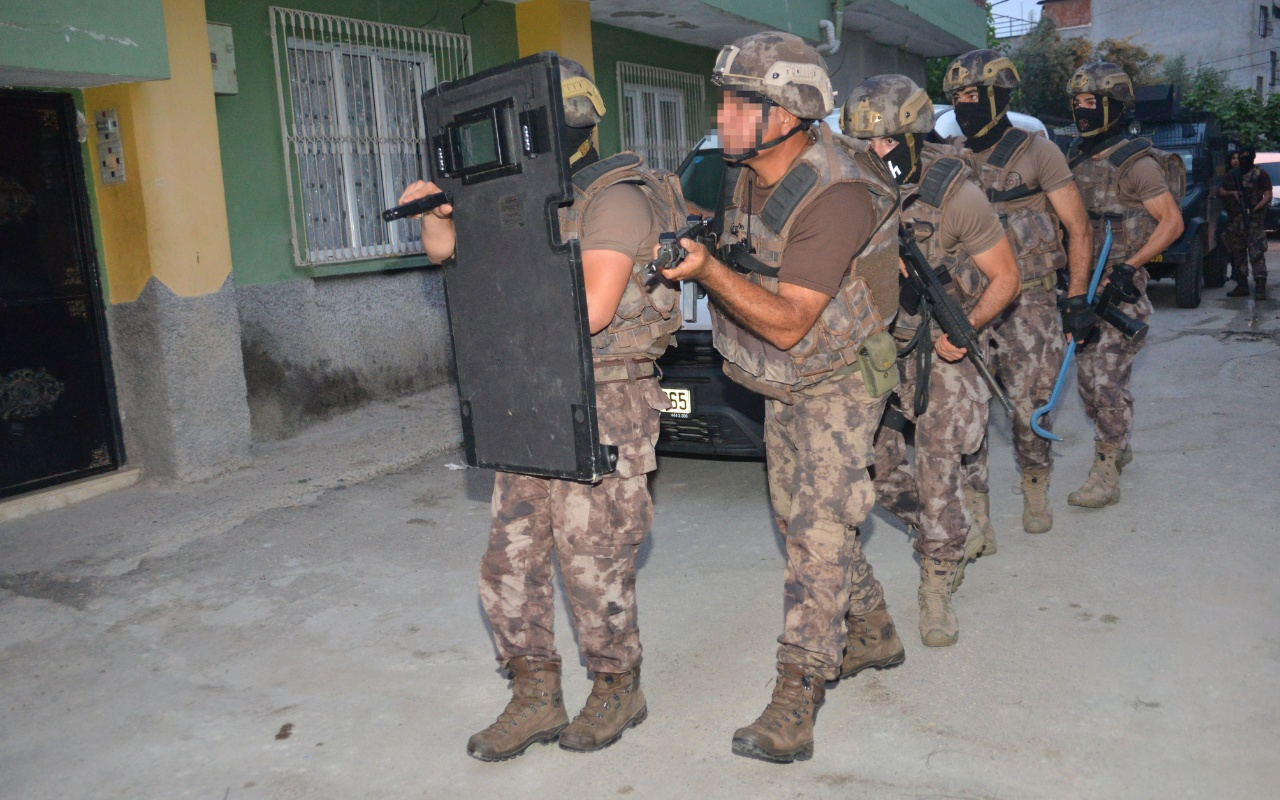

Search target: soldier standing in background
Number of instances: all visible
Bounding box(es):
[660,32,903,763]
[1219,144,1273,300]
[843,74,1019,647]
[1065,62,1184,508]
[400,58,681,761]
[943,50,1096,537]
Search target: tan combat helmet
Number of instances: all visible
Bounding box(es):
[559,57,606,128]
[1068,62,1134,137]
[841,74,933,139]
[712,31,834,120]
[943,49,1021,98]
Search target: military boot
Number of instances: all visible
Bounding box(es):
[732,662,825,763]
[1256,279,1267,300]
[840,600,906,679]
[918,558,960,647]
[558,666,647,752]
[1019,468,1053,534]
[965,488,996,556]
[1228,280,1251,297]
[467,657,568,761]
[1068,441,1122,508]
[1116,444,1133,473]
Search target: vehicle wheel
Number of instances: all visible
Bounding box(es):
[1203,244,1227,288]
[1175,235,1204,308]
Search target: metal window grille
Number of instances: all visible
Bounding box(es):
[616,63,706,173]
[1272,51,1278,86]
[269,7,472,266]
[1262,5,1274,38]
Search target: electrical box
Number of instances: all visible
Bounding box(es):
[208,22,238,95]
[95,110,125,185]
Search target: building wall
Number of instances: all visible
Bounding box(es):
[1041,0,1093,30]
[204,0,519,440]
[0,0,170,87]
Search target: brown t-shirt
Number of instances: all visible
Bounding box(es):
[1121,155,1174,202]
[579,183,656,258]
[966,131,1075,195]
[938,180,1006,257]
[744,178,877,297]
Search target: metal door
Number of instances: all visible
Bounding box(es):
[0,90,123,499]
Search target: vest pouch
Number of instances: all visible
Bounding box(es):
[856,330,899,399]
[1004,206,1065,279]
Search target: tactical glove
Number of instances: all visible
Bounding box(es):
[1108,263,1142,304]
[1062,294,1100,347]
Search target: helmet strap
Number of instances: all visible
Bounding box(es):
[723,101,811,165]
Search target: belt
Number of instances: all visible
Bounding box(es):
[1022,273,1057,292]
[593,359,657,384]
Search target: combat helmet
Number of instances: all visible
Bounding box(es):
[1067,62,1136,105]
[559,57,606,128]
[841,74,933,139]
[712,31,834,120]
[943,49,1021,98]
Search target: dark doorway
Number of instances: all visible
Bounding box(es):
[0,90,123,500]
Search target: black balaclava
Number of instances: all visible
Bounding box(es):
[1072,93,1126,139]
[1239,148,1257,171]
[881,133,924,186]
[955,86,1014,152]
[563,123,599,175]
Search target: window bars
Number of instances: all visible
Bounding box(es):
[616,62,707,174]
[270,7,472,266]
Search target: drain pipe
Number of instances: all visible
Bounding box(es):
[816,1,846,56]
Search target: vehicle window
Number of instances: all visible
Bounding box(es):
[680,150,726,215]
[1260,163,1280,184]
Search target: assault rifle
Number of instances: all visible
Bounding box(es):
[645,215,718,278]
[898,223,1014,417]
[381,191,454,222]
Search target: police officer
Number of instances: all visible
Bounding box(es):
[943,50,1097,536]
[843,74,1020,647]
[661,32,902,763]
[1219,144,1273,299]
[1065,62,1184,507]
[399,58,681,761]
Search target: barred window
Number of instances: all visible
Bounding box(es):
[269,8,472,266]
[616,63,706,173]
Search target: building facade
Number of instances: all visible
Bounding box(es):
[0,0,985,501]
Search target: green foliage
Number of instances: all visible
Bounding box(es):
[1094,36,1164,84]
[925,3,1011,104]
[1007,16,1084,124]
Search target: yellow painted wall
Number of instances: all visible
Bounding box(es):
[515,0,595,76]
[84,0,233,302]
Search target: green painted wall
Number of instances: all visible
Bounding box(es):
[0,0,170,86]
[702,0,828,38]
[205,0,518,286]
[886,0,986,49]
[590,22,719,158]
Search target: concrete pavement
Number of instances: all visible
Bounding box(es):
[2,260,1279,798]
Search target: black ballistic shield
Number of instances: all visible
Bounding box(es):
[423,52,615,481]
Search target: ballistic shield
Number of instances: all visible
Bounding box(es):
[422,52,614,481]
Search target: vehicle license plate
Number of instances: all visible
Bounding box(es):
[1148,254,1164,263]
[662,388,693,417]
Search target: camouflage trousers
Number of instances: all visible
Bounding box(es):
[764,370,888,682]
[478,377,666,675]
[1227,217,1268,283]
[965,284,1066,493]
[873,348,990,563]
[1076,267,1153,448]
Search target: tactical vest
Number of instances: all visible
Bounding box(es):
[964,127,1066,281]
[710,124,901,403]
[558,152,683,361]
[1069,136,1185,269]
[893,144,989,341]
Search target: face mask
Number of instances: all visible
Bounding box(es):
[1239,153,1256,170]
[1072,95,1115,138]
[880,133,921,186]
[954,100,994,139]
[562,123,595,165]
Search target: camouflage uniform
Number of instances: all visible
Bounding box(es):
[479,149,682,675]
[1225,167,1269,284]
[871,143,993,563]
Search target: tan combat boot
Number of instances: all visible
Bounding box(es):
[467,657,568,761]
[1068,442,1122,508]
[840,600,906,679]
[732,662,825,763]
[965,488,996,556]
[1116,445,1132,473]
[919,558,960,647]
[558,666,647,752]
[1020,468,1052,534]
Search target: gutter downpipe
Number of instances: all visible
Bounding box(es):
[816,1,846,56]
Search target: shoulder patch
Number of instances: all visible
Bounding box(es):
[572,152,642,192]
[986,128,1030,170]
[917,157,966,209]
[761,162,820,234]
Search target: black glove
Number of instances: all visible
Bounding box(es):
[1062,294,1100,346]
[1108,263,1142,304]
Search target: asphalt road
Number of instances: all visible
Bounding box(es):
[1,258,1278,799]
